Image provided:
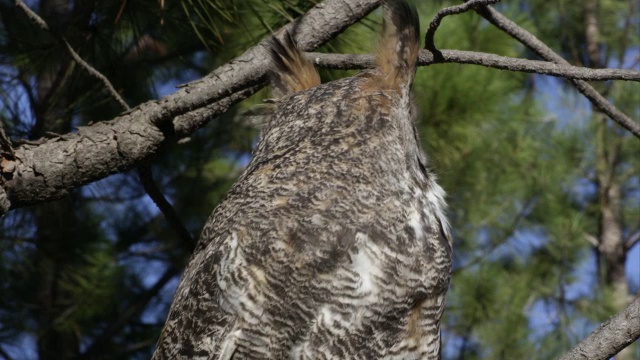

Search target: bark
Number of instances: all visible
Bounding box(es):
[585,2,634,359]
[308,50,640,80]
[558,297,640,360]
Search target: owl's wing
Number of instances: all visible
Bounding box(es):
[152,230,232,359]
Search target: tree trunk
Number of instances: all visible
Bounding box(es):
[586,1,633,359]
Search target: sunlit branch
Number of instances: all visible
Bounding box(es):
[306,50,640,81]
[559,297,640,360]
[473,4,640,138]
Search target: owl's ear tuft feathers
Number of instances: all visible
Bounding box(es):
[269,32,321,98]
[375,0,420,91]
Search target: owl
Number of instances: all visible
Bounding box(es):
[153,0,452,359]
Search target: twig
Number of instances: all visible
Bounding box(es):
[558,297,640,360]
[138,165,195,253]
[80,265,181,358]
[425,0,501,57]
[15,0,130,111]
[61,40,131,110]
[473,5,640,138]
[625,230,640,251]
[305,50,640,81]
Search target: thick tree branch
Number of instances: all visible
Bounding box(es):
[17,0,204,249]
[473,5,640,138]
[307,50,640,81]
[1,0,381,215]
[558,297,640,360]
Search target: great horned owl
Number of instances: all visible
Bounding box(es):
[153,1,452,359]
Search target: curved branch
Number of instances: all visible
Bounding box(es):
[425,0,501,56]
[559,297,640,360]
[474,5,640,137]
[307,50,640,81]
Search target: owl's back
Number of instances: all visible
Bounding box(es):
[153,1,452,359]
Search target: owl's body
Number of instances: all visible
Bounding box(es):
[153,1,452,359]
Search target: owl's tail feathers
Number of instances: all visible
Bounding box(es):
[269,31,321,98]
[375,0,420,91]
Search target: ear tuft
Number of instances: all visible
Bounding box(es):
[375,0,420,91]
[269,32,321,98]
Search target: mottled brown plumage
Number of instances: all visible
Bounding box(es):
[153,1,452,359]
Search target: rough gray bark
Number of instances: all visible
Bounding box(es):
[558,297,640,360]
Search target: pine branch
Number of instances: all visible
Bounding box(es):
[15,0,201,261]
[559,297,640,360]
[625,230,640,251]
[15,0,130,111]
[424,0,501,58]
[472,4,640,137]
[306,50,640,81]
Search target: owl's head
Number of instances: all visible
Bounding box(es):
[254,0,424,172]
[269,0,420,99]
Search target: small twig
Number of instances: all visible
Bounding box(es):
[305,50,640,81]
[15,0,130,111]
[584,233,599,248]
[61,40,131,110]
[473,4,640,138]
[80,265,180,358]
[558,297,640,360]
[425,0,501,57]
[625,230,640,251]
[138,165,195,253]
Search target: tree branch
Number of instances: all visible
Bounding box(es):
[473,4,640,138]
[79,265,181,358]
[625,230,640,251]
[16,0,206,252]
[307,50,640,81]
[1,0,381,215]
[558,297,640,360]
[138,165,195,252]
[425,0,501,57]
